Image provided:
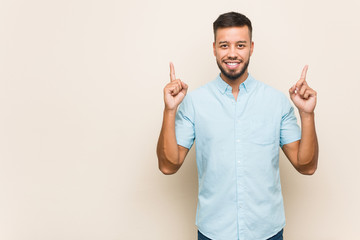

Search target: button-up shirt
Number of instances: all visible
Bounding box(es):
[175,74,301,240]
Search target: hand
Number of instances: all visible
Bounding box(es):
[289,65,317,114]
[163,62,188,111]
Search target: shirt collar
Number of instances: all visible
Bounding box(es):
[215,73,256,94]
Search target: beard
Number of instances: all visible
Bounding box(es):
[216,58,250,81]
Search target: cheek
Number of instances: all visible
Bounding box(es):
[240,50,251,59]
[213,50,220,60]
[215,50,226,59]
[215,54,224,63]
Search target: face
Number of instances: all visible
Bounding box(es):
[213,26,254,81]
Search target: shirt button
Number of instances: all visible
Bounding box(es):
[236,139,240,143]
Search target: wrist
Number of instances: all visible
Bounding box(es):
[299,111,315,120]
[164,108,177,116]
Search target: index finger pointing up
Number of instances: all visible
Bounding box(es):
[300,65,309,80]
[170,62,176,82]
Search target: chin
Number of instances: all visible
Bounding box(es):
[226,70,243,79]
[217,59,249,81]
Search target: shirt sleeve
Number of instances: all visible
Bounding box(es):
[175,94,195,149]
[280,97,301,148]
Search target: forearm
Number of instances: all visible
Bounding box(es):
[157,109,181,173]
[298,112,318,172]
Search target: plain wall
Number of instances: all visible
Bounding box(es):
[0,0,359,239]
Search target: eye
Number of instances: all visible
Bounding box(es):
[238,44,245,48]
[220,44,228,48]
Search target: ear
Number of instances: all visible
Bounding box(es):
[250,41,254,56]
[213,42,216,56]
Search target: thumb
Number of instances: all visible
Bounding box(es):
[289,85,296,98]
[181,81,188,94]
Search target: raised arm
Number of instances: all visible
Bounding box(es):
[282,65,319,175]
[157,62,189,175]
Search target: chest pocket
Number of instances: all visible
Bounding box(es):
[249,119,276,145]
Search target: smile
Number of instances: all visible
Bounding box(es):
[225,62,241,69]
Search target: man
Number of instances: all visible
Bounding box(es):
[157,12,318,240]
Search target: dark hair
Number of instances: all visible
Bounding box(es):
[213,12,252,40]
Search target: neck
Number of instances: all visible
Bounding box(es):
[220,71,249,91]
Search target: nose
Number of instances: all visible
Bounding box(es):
[227,45,237,58]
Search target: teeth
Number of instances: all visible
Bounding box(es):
[227,63,238,66]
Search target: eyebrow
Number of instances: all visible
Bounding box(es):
[219,41,247,44]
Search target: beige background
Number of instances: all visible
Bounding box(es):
[0,0,359,239]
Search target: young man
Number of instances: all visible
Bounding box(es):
[157,12,318,240]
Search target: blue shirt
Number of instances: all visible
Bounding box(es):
[175,74,301,240]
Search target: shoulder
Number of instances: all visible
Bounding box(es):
[184,78,218,102]
[254,78,285,97]
[179,81,211,108]
[250,76,294,116]
[252,77,289,103]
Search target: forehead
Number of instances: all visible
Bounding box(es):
[215,26,251,43]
